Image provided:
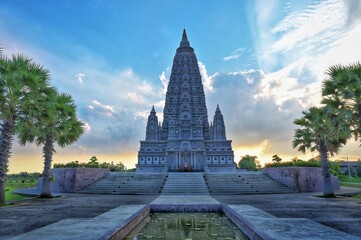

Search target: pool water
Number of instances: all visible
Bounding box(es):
[124,212,249,240]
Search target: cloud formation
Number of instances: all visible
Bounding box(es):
[75,73,85,85]
[223,48,246,61]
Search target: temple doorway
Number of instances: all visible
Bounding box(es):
[180,150,192,172]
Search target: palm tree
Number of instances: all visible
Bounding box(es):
[272,154,282,163]
[293,107,351,197]
[322,62,361,140]
[18,91,84,198]
[0,54,51,204]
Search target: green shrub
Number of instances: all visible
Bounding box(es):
[53,156,126,172]
[330,161,341,176]
[238,155,260,171]
[265,160,321,168]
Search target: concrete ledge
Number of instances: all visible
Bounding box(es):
[223,205,274,240]
[151,204,222,212]
[223,204,361,240]
[10,205,150,240]
[150,195,222,212]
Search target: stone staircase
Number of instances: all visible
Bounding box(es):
[78,172,167,195]
[161,172,209,195]
[205,172,296,194]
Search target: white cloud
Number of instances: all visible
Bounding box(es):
[127,92,147,104]
[159,68,169,94]
[88,100,116,117]
[207,69,304,157]
[133,110,149,120]
[252,0,361,107]
[271,0,346,53]
[223,47,246,61]
[75,73,85,85]
[198,61,214,92]
[223,54,241,61]
[138,81,153,93]
[82,120,91,133]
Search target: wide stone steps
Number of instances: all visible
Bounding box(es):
[161,172,209,195]
[205,173,296,194]
[78,172,167,195]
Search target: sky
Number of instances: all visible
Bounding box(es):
[1,0,361,173]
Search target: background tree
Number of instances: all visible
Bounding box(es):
[18,92,84,198]
[238,155,260,171]
[293,107,351,197]
[0,54,51,204]
[272,154,282,163]
[87,156,99,168]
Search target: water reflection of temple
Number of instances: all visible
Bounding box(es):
[125,212,248,239]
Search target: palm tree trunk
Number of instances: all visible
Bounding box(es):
[0,118,15,204]
[319,139,335,197]
[40,133,54,198]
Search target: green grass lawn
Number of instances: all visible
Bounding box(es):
[353,193,361,199]
[2,177,39,206]
[340,182,361,188]
[5,187,30,201]
[339,175,361,183]
[339,176,361,200]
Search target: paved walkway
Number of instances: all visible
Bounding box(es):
[1,187,360,239]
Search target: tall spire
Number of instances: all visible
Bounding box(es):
[216,104,221,113]
[177,28,194,53]
[212,105,226,140]
[146,106,159,140]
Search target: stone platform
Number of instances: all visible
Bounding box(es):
[7,194,361,240]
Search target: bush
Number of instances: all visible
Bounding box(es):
[265,160,321,168]
[53,156,126,172]
[238,155,260,171]
[330,161,341,176]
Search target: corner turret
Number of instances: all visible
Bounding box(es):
[145,106,159,140]
[212,104,227,140]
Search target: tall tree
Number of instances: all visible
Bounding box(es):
[18,92,84,198]
[293,107,351,197]
[322,62,361,141]
[272,154,282,163]
[0,54,51,204]
[238,155,259,171]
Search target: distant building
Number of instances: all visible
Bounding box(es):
[136,30,235,173]
[339,161,359,175]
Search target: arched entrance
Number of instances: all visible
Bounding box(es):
[180,149,192,172]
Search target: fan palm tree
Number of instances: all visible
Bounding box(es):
[0,54,51,204]
[322,62,361,140]
[293,107,351,197]
[18,91,84,198]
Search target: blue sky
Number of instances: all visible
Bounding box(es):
[1,0,361,172]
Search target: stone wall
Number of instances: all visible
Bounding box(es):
[37,168,110,193]
[264,167,339,192]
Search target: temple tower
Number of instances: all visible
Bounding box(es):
[145,106,160,141]
[137,30,235,173]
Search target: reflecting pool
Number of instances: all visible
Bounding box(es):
[124,212,249,240]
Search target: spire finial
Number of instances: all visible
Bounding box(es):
[182,28,187,39]
[216,104,221,113]
[151,105,156,113]
[177,28,193,53]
